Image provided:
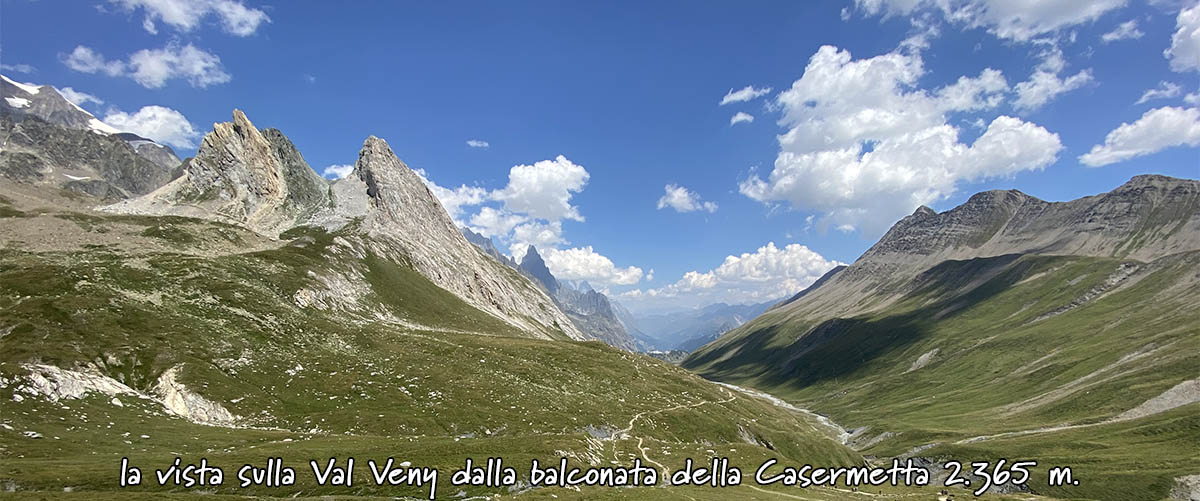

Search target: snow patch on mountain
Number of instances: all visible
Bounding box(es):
[2,75,41,95]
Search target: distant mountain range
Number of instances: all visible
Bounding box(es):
[1,75,183,201]
[628,300,775,352]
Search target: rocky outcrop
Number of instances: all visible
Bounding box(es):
[116,132,183,171]
[322,136,586,341]
[511,246,639,350]
[518,246,561,295]
[0,115,179,200]
[2,74,180,171]
[103,111,583,341]
[462,227,517,268]
[104,110,332,236]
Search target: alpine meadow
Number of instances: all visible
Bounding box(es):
[1,1,1199,500]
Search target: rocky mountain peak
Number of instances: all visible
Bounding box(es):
[518,246,559,294]
[110,110,587,342]
[104,110,331,236]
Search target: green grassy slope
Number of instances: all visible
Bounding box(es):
[0,202,874,499]
[685,252,1200,500]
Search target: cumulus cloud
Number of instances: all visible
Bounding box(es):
[111,0,270,36]
[416,156,645,287]
[56,87,104,108]
[719,85,772,105]
[935,68,1009,111]
[657,184,717,213]
[855,0,1127,42]
[1102,20,1144,43]
[542,246,643,286]
[322,164,353,180]
[1136,81,1183,104]
[466,139,489,148]
[492,155,589,223]
[510,221,567,257]
[1079,106,1200,166]
[468,206,526,238]
[1166,3,1200,72]
[740,44,1062,235]
[1013,45,1094,112]
[62,46,126,76]
[62,43,230,89]
[621,242,844,309]
[730,112,754,126]
[102,105,200,149]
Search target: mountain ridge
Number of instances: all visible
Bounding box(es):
[102,110,584,341]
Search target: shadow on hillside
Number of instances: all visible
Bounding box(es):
[690,253,1034,390]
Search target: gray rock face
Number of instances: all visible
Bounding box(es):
[511,246,640,350]
[518,246,560,294]
[554,285,638,351]
[2,74,179,171]
[105,111,585,341]
[104,110,332,236]
[0,115,179,200]
[462,227,517,268]
[116,133,183,171]
[338,136,586,341]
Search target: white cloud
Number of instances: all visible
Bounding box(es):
[542,246,643,286]
[56,87,104,108]
[657,184,717,213]
[62,46,126,76]
[1136,81,1183,104]
[1166,3,1200,72]
[1102,20,1144,43]
[413,168,489,223]
[741,45,1062,235]
[855,0,1127,42]
[510,221,566,256]
[62,44,230,89]
[128,44,231,88]
[0,63,35,74]
[1186,92,1200,105]
[1013,45,1093,112]
[111,0,270,36]
[466,139,489,148]
[935,67,1009,111]
[468,206,526,238]
[719,85,772,105]
[730,112,754,126]
[621,242,844,309]
[492,155,589,223]
[322,164,353,180]
[102,105,200,149]
[415,156,643,287]
[1079,106,1200,166]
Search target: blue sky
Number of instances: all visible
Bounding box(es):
[2,0,1198,313]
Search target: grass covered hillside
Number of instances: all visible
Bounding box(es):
[685,179,1200,500]
[0,194,885,499]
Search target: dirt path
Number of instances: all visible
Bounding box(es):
[608,389,738,475]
